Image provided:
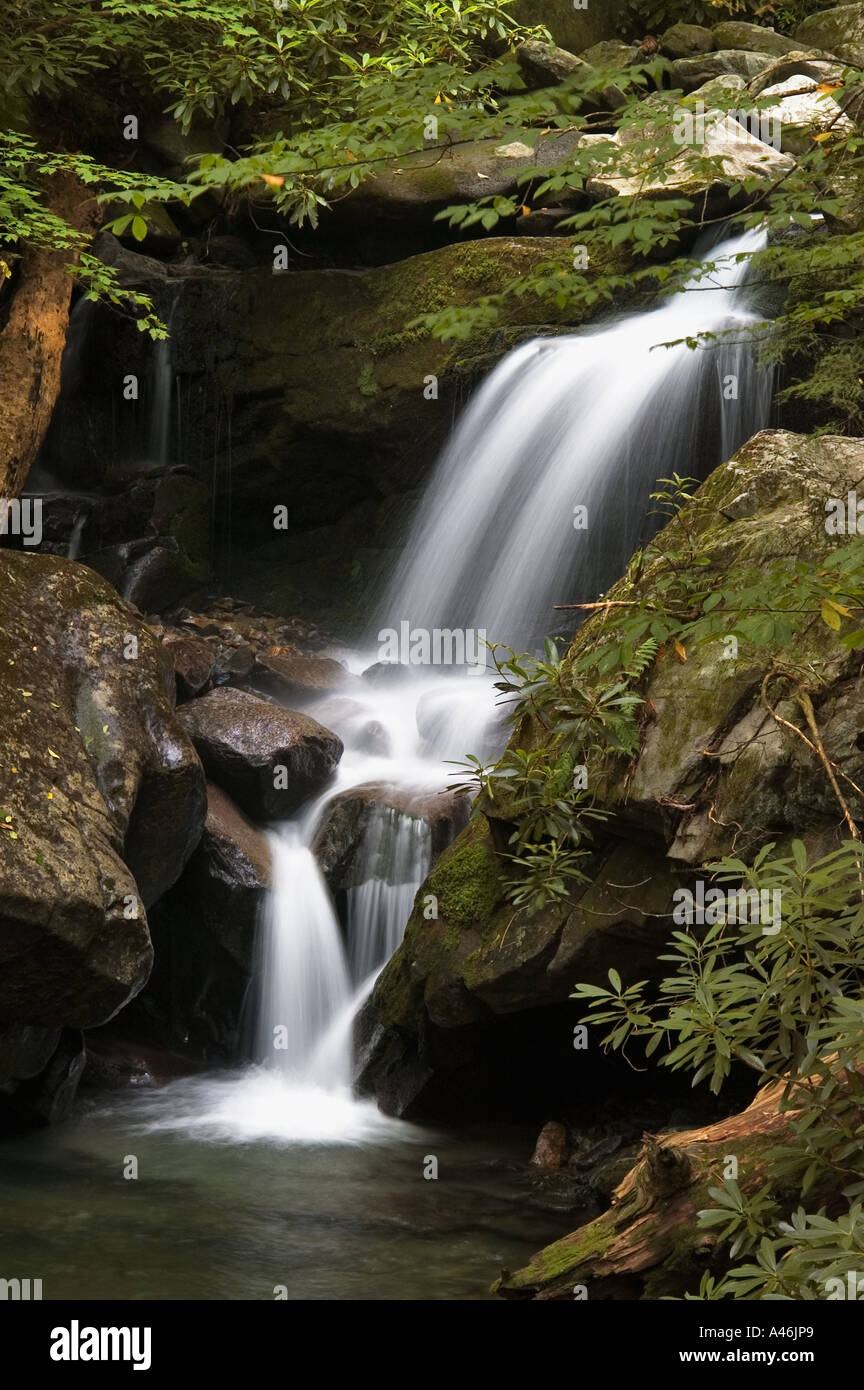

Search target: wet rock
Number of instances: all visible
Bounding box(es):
[361,661,416,687]
[177,686,342,817]
[530,1120,569,1168]
[252,652,353,702]
[0,551,206,1034]
[161,632,214,701]
[119,784,271,1061]
[9,1031,87,1127]
[314,782,469,890]
[120,541,201,614]
[184,783,271,962]
[0,1023,62,1082]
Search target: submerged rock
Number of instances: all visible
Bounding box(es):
[177,686,342,817]
[530,1120,569,1169]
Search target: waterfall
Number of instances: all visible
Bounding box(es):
[346,807,432,984]
[184,226,776,1143]
[255,830,352,1089]
[148,293,180,468]
[66,513,86,560]
[383,228,772,651]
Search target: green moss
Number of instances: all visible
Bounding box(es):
[357,363,380,397]
[425,816,504,930]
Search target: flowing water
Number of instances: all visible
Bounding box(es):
[2,228,774,1298]
[386,227,772,650]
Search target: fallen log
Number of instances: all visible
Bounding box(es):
[495,1078,798,1300]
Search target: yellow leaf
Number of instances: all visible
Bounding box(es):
[673,638,687,663]
[813,132,831,143]
[520,205,531,216]
[47,748,60,759]
[821,599,842,630]
[261,174,284,187]
[825,598,852,617]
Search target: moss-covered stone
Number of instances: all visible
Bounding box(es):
[0,551,206,1039]
[795,3,864,64]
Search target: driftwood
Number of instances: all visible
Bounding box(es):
[495,1079,798,1300]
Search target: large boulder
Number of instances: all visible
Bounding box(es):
[794,3,864,64]
[756,75,853,156]
[0,551,206,1037]
[748,50,846,97]
[581,113,794,208]
[711,21,801,56]
[660,23,715,59]
[122,782,271,1059]
[672,49,775,91]
[176,686,342,817]
[341,131,585,228]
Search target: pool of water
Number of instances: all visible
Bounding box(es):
[0,1072,574,1300]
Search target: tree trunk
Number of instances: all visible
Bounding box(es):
[0,173,99,499]
[495,1079,799,1300]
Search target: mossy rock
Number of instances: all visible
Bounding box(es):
[0,551,206,1040]
[795,3,864,64]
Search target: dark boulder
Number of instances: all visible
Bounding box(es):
[177,686,342,817]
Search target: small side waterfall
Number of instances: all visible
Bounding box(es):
[383,228,773,650]
[347,807,432,985]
